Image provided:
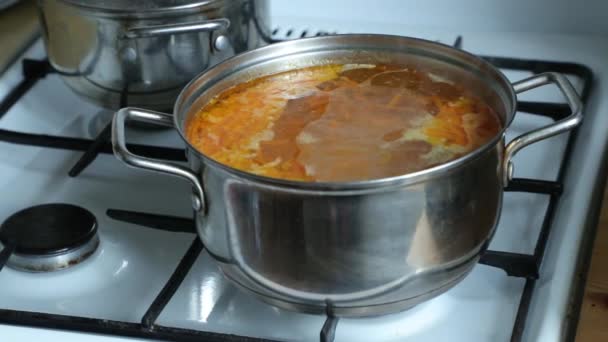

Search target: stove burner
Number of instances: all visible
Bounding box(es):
[0,204,99,272]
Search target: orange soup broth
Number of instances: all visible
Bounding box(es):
[186,64,502,182]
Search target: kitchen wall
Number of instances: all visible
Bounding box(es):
[270,0,608,35]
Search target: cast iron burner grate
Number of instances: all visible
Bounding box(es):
[0,33,594,342]
[0,59,186,176]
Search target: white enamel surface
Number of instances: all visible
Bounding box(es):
[1,8,608,342]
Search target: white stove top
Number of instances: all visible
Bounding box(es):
[1,3,607,341]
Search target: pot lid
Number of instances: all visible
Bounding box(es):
[60,0,222,13]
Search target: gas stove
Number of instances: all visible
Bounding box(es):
[0,2,607,341]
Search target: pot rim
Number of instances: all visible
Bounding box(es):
[174,34,517,191]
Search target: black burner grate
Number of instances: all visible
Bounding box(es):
[0,35,594,342]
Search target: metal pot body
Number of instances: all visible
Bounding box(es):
[192,142,502,316]
[111,35,583,316]
[38,0,270,110]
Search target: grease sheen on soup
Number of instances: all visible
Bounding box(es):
[185,64,502,182]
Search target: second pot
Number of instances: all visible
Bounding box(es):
[38,0,271,110]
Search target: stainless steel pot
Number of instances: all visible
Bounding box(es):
[111,35,582,316]
[38,0,270,110]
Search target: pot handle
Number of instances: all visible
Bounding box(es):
[504,72,583,186]
[111,107,206,213]
[123,19,230,39]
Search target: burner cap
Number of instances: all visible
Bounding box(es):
[0,204,99,272]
